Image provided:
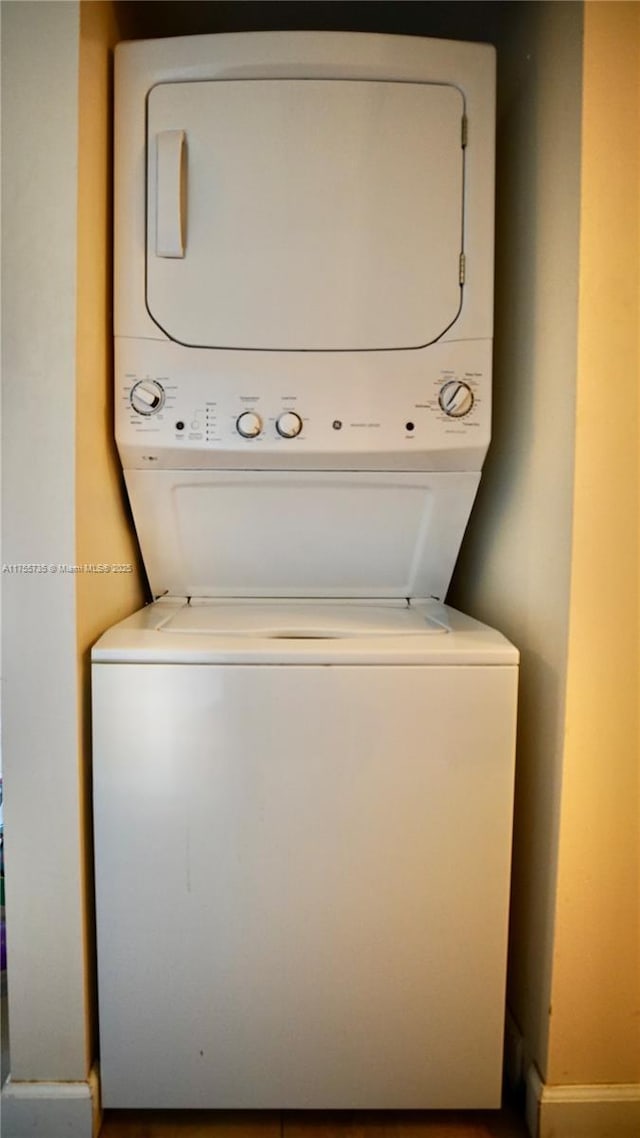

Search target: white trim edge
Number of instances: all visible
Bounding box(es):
[1,1065,100,1138]
[526,1062,640,1138]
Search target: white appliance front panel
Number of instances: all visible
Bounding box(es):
[115,33,495,347]
[93,660,518,1108]
[146,79,464,351]
[124,469,480,600]
[115,33,495,597]
[116,336,491,472]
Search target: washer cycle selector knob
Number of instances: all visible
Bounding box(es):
[236,411,263,439]
[130,379,165,416]
[439,379,474,418]
[276,412,303,438]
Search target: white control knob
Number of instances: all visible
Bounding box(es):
[439,379,474,418]
[236,411,262,439]
[130,379,165,416]
[276,411,303,438]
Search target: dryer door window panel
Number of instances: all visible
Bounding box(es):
[146,80,464,352]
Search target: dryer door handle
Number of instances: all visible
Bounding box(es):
[155,129,186,258]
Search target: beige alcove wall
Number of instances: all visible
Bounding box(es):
[449,4,639,1134]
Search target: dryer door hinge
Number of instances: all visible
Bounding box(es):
[461,114,468,148]
[459,253,466,285]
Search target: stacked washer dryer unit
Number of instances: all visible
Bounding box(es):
[93,32,518,1112]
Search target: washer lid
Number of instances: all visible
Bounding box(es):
[92,599,519,665]
[160,600,448,638]
[146,79,465,351]
[122,469,481,602]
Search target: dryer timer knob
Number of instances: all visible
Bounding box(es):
[130,379,165,416]
[439,379,474,418]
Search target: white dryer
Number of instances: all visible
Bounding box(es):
[93,31,518,1111]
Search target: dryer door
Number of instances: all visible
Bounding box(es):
[146,79,465,351]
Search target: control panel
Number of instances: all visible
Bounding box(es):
[116,337,491,471]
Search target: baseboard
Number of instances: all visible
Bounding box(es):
[526,1056,640,1138]
[505,1009,640,1138]
[1,1064,100,1138]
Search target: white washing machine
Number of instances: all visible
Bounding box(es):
[93,32,518,1110]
